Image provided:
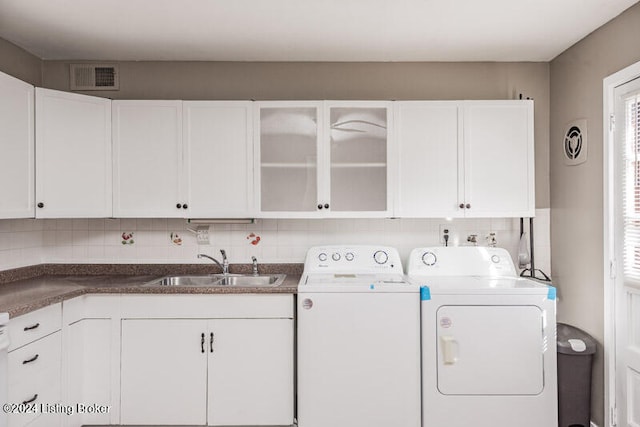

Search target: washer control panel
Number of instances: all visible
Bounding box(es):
[305,246,403,274]
[407,246,516,277]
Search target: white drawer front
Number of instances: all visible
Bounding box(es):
[7,368,61,427]
[9,304,61,351]
[8,332,62,387]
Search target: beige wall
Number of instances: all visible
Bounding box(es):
[42,61,551,208]
[550,3,640,425]
[0,38,41,85]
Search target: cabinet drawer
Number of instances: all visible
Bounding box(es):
[9,304,61,351]
[8,362,61,427]
[8,332,62,387]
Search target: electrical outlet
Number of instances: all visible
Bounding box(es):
[196,226,210,245]
[439,224,453,245]
[486,231,498,247]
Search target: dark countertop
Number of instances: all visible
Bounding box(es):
[0,264,302,318]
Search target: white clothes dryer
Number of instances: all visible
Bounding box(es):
[407,246,558,427]
[297,246,421,427]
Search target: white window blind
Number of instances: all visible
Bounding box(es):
[624,91,640,282]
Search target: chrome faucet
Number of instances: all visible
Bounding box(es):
[197,249,229,275]
[251,256,259,276]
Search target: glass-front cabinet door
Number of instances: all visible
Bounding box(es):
[255,101,391,217]
[256,102,322,216]
[326,102,391,215]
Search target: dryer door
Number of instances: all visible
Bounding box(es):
[436,305,544,395]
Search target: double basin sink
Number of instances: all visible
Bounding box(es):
[144,273,286,288]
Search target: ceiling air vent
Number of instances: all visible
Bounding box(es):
[70,64,119,90]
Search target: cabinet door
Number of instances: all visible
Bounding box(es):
[113,100,185,217]
[184,101,253,217]
[64,319,112,427]
[325,102,392,217]
[120,319,208,425]
[255,102,322,217]
[35,88,111,218]
[463,101,534,217]
[395,102,463,217]
[207,319,294,426]
[0,71,34,219]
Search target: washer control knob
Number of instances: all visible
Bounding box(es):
[373,250,388,265]
[345,252,354,261]
[332,252,341,261]
[491,254,500,263]
[422,251,437,266]
[318,253,327,262]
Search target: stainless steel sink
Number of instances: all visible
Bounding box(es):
[213,274,285,287]
[147,275,222,287]
[144,274,286,287]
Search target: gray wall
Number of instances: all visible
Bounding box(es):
[0,38,41,85]
[42,61,551,208]
[550,3,640,425]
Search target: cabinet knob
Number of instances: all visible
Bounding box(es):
[324,203,329,209]
[182,204,188,209]
[176,203,182,209]
[459,203,464,209]
[466,203,471,209]
[37,202,44,208]
[317,204,323,210]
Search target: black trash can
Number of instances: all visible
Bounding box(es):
[557,323,597,427]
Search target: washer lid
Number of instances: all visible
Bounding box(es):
[299,273,417,292]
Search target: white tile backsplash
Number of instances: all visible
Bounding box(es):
[0,209,552,275]
[0,219,44,269]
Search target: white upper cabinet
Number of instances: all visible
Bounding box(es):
[462,101,534,217]
[326,102,392,216]
[256,102,322,215]
[255,101,392,218]
[395,100,534,218]
[36,88,112,218]
[0,71,34,219]
[183,101,253,218]
[395,101,461,217]
[112,100,185,218]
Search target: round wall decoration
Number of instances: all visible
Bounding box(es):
[563,119,588,166]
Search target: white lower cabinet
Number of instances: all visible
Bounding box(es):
[64,318,112,427]
[120,317,294,426]
[7,305,63,427]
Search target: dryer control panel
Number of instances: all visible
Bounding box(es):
[407,246,516,277]
[303,245,404,274]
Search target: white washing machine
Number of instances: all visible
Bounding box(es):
[407,246,558,427]
[297,245,421,427]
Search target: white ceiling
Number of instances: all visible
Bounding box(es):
[0,0,638,62]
